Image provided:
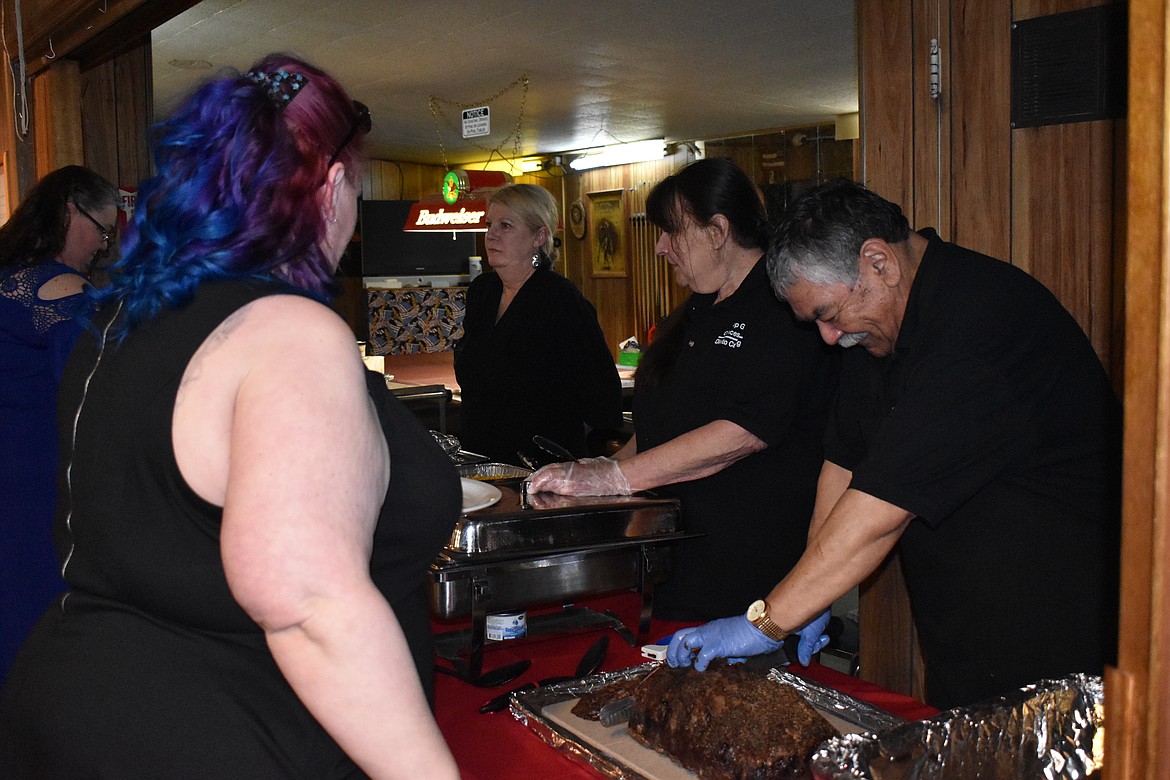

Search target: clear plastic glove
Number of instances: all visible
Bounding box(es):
[527,456,632,496]
[794,609,831,666]
[665,615,783,672]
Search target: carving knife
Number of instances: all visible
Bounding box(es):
[603,609,638,646]
[479,635,609,713]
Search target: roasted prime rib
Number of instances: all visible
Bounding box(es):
[575,662,837,779]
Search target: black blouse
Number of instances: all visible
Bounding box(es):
[454,267,622,465]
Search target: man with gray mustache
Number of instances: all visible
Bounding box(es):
[665,178,1120,710]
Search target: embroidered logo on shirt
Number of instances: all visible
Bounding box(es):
[714,322,746,348]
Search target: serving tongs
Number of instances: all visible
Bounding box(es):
[515,436,576,472]
[532,435,576,463]
[598,662,664,726]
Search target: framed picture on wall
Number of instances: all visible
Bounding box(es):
[567,198,587,240]
[586,189,627,278]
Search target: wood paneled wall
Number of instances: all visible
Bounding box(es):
[562,153,691,358]
[1011,0,1126,384]
[80,43,154,190]
[858,0,1127,709]
[949,1,1013,260]
[31,61,83,178]
[364,159,447,201]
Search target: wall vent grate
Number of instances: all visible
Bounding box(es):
[1011,4,1127,129]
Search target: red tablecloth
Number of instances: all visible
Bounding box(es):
[432,592,938,779]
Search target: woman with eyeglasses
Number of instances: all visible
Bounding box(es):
[0,165,117,685]
[0,54,459,778]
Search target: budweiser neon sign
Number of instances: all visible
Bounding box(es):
[402,169,511,232]
[411,206,486,228]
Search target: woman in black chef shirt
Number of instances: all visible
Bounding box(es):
[454,183,622,466]
[529,159,837,620]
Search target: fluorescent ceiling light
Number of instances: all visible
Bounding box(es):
[475,157,546,175]
[568,139,667,171]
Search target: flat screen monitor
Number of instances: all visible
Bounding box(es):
[359,200,476,277]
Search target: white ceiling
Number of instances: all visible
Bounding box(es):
[151,0,857,167]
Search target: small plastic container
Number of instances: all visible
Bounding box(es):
[486,610,527,641]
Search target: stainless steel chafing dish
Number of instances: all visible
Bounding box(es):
[430,477,686,677]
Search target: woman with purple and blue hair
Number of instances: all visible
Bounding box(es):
[0,54,460,778]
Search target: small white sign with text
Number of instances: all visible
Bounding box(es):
[461,106,490,138]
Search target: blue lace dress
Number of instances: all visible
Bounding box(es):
[0,261,88,683]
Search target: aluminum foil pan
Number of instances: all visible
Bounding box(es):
[511,663,903,780]
[457,462,533,480]
[810,673,1103,779]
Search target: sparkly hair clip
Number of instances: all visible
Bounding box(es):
[244,69,307,109]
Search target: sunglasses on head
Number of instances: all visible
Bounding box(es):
[327,100,371,166]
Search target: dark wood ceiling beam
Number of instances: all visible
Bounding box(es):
[14,0,200,75]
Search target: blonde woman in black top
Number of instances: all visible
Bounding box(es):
[455,184,622,466]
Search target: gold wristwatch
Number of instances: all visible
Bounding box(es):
[746,599,788,642]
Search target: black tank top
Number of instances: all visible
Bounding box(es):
[59,279,458,646]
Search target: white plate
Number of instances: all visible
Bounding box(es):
[460,478,502,513]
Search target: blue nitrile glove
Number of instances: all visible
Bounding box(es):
[794,609,831,666]
[665,615,783,672]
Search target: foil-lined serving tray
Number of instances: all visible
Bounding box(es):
[510,663,903,780]
[810,673,1103,779]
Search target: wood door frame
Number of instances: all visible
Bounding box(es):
[1106,0,1170,775]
